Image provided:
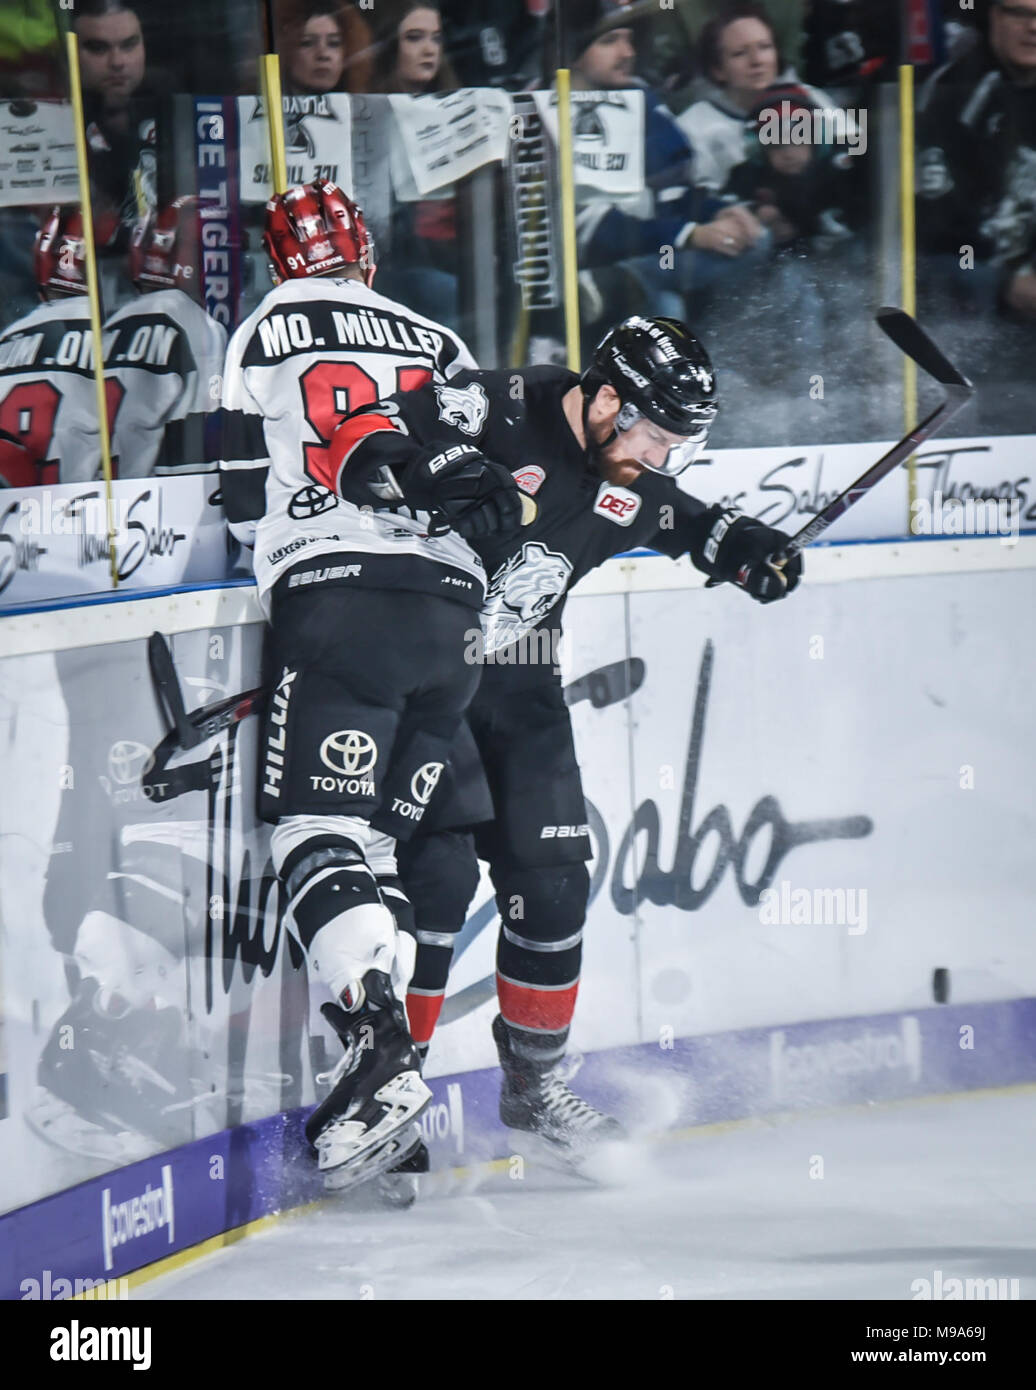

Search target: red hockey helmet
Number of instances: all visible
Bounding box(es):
[130,196,201,294]
[34,207,88,299]
[263,182,375,287]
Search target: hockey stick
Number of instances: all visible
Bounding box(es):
[784,309,974,553]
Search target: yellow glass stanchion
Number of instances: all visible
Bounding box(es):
[899,64,918,523]
[555,68,581,372]
[66,31,118,590]
[262,53,289,195]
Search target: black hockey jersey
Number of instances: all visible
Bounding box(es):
[329,366,717,652]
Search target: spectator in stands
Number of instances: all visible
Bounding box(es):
[915,0,1036,430]
[277,0,373,96]
[72,0,165,250]
[556,0,770,328]
[677,3,832,191]
[369,2,461,326]
[369,0,459,92]
[724,82,859,249]
[917,0,1036,321]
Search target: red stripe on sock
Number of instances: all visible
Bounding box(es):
[496,975,579,1032]
[406,990,445,1045]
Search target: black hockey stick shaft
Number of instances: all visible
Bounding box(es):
[148,631,203,749]
[785,311,973,554]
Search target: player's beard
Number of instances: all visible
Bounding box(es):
[586,416,645,487]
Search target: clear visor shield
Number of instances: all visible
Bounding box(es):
[614,403,714,476]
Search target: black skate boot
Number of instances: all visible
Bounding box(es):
[307,970,431,1192]
[492,1014,625,1156]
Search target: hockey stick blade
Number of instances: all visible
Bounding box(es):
[148,631,203,750]
[876,308,973,389]
[785,313,974,553]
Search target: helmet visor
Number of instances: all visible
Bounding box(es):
[613,403,714,476]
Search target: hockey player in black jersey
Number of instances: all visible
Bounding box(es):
[328,315,802,1160]
[219,182,524,1190]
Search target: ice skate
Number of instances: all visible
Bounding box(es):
[375,1138,429,1209]
[307,970,431,1192]
[493,1013,625,1163]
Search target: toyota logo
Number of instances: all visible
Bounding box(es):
[320,730,378,776]
[411,761,443,806]
[289,485,339,519]
[109,740,154,785]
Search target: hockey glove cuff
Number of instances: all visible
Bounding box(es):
[401,444,524,541]
[694,507,803,604]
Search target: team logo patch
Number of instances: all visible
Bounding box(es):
[593,482,642,527]
[434,381,489,436]
[483,540,573,653]
[512,465,545,495]
[411,761,444,806]
[319,730,378,776]
[289,485,339,519]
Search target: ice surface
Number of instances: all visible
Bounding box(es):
[136,1087,1036,1301]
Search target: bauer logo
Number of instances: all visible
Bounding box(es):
[769,1016,922,1106]
[101,1164,175,1272]
[593,482,642,526]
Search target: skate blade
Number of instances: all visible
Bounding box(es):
[323,1122,423,1194]
[315,1067,428,1189]
[503,1127,633,1187]
[375,1171,420,1210]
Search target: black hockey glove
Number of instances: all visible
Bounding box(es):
[694,507,803,604]
[401,444,524,541]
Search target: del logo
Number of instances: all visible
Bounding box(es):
[512,465,545,496]
[593,482,641,526]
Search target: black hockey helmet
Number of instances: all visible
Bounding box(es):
[584,315,718,431]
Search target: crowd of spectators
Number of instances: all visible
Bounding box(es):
[0,0,1031,441]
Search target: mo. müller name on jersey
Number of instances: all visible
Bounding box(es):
[255,304,446,361]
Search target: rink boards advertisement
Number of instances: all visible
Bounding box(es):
[0,541,1035,1292]
[0,474,229,606]
[0,434,1032,609]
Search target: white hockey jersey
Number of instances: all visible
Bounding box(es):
[218,276,485,614]
[0,298,101,485]
[105,288,228,477]
[0,291,227,484]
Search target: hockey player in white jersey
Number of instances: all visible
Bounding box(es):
[219,181,524,1190]
[105,196,228,476]
[0,208,103,486]
[0,201,226,484]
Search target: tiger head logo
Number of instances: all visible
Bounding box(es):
[482,542,573,653]
[434,381,489,436]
